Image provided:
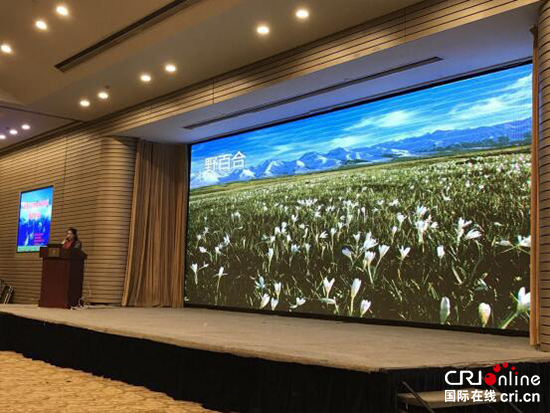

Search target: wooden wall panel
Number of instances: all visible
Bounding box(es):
[0,136,136,304]
[540,0,550,352]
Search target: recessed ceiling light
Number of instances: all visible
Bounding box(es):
[140,73,152,82]
[35,20,48,30]
[1,43,13,54]
[21,124,30,130]
[296,9,309,19]
[9,129,18,135]
[165,63,177,73]
[98,91,109,100]
[256,25,269,35]
[0,134,6,140]
[79,99,90,107]
[56,5,69,16]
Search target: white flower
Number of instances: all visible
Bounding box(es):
[274,282,282,299]
[392,226,398,236]
[255,276,266,290]
[399,246,411,260]
[291,244,300,254]
[319,231,328,239]
[214,267,226,279]
[199,247,207,254]
[478,303,491,327]
[440,297,450,324]
[360,299,372,316]
[430,222,438,229]
[415,220,429,242]
[517,287,530,313]
[342,248,353,259]
[464,229,482,241]
[498,240,512,247]
[304,243,311,253]
[378,245,390,260]
[397,213,406,225]
[320,298,337,306]
[267,248,274,260]
[518,235,531,248]
[190,263,198,274]
[330,227,337,236]
[353,233,361,242]
[270,297,279,310]
[457,217,472,230]
[389,199,399,207]
[416,206,428,217]
[290,297,306,309]
[365,251,376,266]
[351,278,361,299]
[223,235,231,245]
[323,277,335,297]
[437,246,445,259]
[362,233,378,251]
[260,294,270,309]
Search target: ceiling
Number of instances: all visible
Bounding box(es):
[119,3,539,145]
[0,0,423,149]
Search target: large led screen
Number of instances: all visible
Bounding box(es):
[17,187,54,253]
[186,64,532,331]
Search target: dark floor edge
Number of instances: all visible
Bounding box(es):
[0,312,548,413]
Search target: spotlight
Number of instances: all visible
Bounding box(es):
[1,43,13,54]
[256,25,269,35]
[165,63,177,73]
[79,99,90,107]
[22,124,30,130]
[56,5,69,16]
[35,20,48,30]
[296,9,309,19]
[140,73,152,82]
[9,129,18,135]
[98,91,109,100]
[0,134,6,140]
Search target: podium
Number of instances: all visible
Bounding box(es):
[39,245,87,308]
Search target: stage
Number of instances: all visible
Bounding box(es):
[1,305,549,412]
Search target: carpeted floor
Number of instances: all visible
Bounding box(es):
[0,351,216,413]
[0,304,548,372]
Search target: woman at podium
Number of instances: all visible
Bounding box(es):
[62,227,82,250]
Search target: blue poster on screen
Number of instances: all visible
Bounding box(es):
[17,187,54,253]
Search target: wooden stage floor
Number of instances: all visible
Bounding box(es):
[1,304,549,372]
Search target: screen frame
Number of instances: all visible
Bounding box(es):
[183,59,533,336]
[16,185,55,254]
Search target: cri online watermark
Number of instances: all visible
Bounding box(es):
[444,362,541,403]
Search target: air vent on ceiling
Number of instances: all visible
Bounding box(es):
[181,57,443,130]
[55,0,199,72]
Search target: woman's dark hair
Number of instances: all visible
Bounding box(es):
[67,227,79,241]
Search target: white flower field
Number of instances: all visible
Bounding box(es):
[186,146,531,330]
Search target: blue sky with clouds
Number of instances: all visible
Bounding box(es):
[191,64,532,175]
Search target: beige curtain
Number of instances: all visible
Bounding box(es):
[122,140,188,307]
[531,26,540,346]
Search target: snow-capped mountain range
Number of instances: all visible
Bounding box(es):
[190,118,531,189]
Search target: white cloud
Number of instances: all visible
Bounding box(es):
[504,75,531,91]
[346,110,415,131]
[331,134,372,148]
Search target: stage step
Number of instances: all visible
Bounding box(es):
[398,387,503,412]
